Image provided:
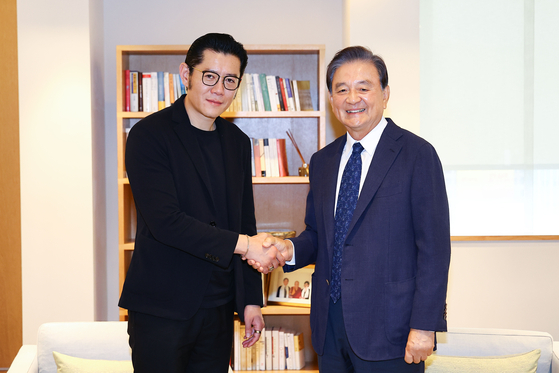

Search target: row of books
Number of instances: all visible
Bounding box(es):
[124,70,185,112]
[251,138,289,177]
[233,319,306,371]
[123,69,315,114]
[226,74,314,113]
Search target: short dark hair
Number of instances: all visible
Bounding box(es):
[326,46,388,93]
[185,33,248,77]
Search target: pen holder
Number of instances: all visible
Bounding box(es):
[298,163,309,177]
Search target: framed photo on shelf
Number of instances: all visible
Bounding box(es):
[267,265,314,307]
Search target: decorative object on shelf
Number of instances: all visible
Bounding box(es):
[267,265,314,307]
[286,130,309,177]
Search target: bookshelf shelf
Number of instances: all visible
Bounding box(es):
[116,44,324,372]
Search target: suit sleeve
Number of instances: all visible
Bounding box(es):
[285,154,320,272]
[409,142,451,332]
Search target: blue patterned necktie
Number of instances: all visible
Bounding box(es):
[331,142,364,303]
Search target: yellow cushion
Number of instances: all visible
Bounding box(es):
[425,349,540,373]
[52,351,133,373]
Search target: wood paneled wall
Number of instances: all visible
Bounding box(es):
[0,0,23,368]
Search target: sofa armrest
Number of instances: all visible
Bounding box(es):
[552,341,559,373]
[7,345,38,373]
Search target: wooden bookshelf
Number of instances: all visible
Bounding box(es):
[116,44,325,372]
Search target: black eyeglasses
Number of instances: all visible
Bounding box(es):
[190,66,241,91]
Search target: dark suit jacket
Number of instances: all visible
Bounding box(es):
[286,119,451,360]
[118,95,262,322]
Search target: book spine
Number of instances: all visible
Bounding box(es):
[259,73,271,111]
[157,72,165,110]
[150,72,158,112]
[142,72,151,113]
[285,78,296,111]
[253,139,261,177]
[138,72,143,112]
[124,69,131,112]
[292,79,301,111]
[130,71,139,112]
[277,138,289,177]
[276,76,286,111]
[258,138,266,177]
[168,73,175,103]
[266,75,280,111]
[163,72,171,107]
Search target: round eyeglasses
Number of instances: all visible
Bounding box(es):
[190,66,241,91]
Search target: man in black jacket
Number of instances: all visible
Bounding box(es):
[119,33,283,373]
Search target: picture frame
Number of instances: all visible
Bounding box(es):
[267,265,314,307]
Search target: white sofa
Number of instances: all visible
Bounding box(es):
[8,322,559,373]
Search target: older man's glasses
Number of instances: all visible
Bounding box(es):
[190,66,241,91]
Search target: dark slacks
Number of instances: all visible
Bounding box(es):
[318,298,424,373]
[127,301,234,373]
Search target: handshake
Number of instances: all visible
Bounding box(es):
[236,233,294,274]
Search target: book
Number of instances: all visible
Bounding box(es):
[272,327,279,370]
[141,72,151,113]
[259,73,271,111]
[285,330,294,369]
[296,80,313,111]
[157,72,165,110]
[240,77,249,111]
[252,73,265,112]
[124,69,131,111]
[268,138,279,177]
[245,74,256,111]
[258,138,266,177]
[130,71,139,112]
[138,72,143,112]
[252,139,261,177]
[291,79,301,111]
[294,332,306,369]
[258,331,266,371]
[163,72,171,107]
[168,73,175,103]
[150,72,158,113]
[285,78,296,111]
[234,319,240,370]
[278,328,285,370]
[276,76,286,111]
[277,138,289,177]
[266,75,280,111]
[265,329,272,370]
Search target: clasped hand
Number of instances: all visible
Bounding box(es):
[242,233,293,274]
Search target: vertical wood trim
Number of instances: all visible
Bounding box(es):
[0,0,23,367]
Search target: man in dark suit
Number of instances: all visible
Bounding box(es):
[118,33,283,373]
[259,46,451,372]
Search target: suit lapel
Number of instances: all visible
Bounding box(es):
[347,120,403,235]
[319,136,346,262]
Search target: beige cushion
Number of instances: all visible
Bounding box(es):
[425,349,540,373]
[53,351,133,373]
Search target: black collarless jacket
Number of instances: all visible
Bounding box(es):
[119,95,262,321]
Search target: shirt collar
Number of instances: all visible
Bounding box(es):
[344,117,388,156]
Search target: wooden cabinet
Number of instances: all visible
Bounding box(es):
[116,45,325,371]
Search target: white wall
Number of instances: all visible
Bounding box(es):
[449,240,559,338]
[18,0,95,343]
[345,0,420,134]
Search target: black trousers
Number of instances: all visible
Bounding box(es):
[127,301,234,373]
[318,298,425,373]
